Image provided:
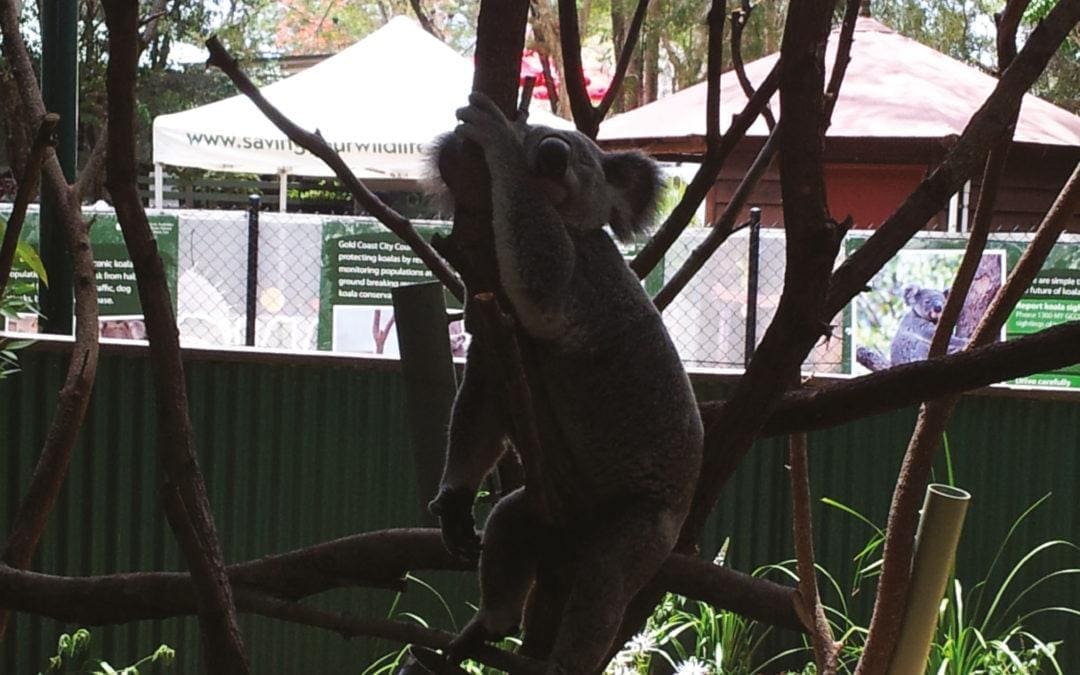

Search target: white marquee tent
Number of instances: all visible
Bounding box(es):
[152,16,569,210]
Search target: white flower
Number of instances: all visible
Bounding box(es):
[674,656,712,675]
[625,631,657,656]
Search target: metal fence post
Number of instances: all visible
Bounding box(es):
[744,207,762,368]
[245,194,260,347]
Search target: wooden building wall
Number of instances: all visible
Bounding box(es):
[706,140,1079,232]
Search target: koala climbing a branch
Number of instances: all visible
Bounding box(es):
[890,285,968,366]
[425,93,703,674]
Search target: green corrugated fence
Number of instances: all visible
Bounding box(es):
[2,343,1078,672]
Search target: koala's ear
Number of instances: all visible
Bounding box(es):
[902,285,921,306]
[424,132,462,198]
[601,150,662,242]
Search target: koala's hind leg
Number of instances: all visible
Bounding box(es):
[450,488,541,659]
[547,505,684,675]
[429,339,507,559]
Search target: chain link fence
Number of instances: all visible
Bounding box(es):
[4,202,1076,381]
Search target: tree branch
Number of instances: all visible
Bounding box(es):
[102,3,248,672]
[730,0,776,130]
[407,0,445,42]
[629,57,780,281]
[0,528,807,635]
[204,37,464,303]
[0,112,57,298]
[755,320,1080,437]
[652,127,777,311]
[789,433,840,672]
[679,0,843,548]
[825,0,1080,317]
[593,0,650,125]
[0,0,100,641]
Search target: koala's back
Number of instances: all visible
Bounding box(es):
[890,311,936,365]
[525,232,703,510]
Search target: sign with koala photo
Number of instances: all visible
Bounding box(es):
[844,232,1080,390]
[0,210,179,339]
[317,218,661,357]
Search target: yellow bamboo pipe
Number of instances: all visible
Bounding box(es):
[887,483,972,675]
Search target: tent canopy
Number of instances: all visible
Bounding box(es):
[598,17,1080,151]
[153,17,570,180]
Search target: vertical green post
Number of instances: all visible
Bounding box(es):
[392,282,458,525]
[39,0,79,334]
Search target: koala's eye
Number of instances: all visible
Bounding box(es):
[535,136,571,178]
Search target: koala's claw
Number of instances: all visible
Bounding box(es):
[429,488,482,562]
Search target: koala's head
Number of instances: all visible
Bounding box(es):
[519,126,662,242]
[427,125,662,243]
[902,285,949,322]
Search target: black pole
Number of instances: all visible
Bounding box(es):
[245,194,260,347]
[38,0,78,334]
[744,207,761,368]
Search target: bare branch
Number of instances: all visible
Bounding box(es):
[630,62,780,280]
[593,0,650,126]
[72,126,108,204]
[102,3,248,671]
[0,0,100,641]
[204,37,464,302]
[653,127,778,311]
[730,0,776,130]
[0,112,57,298]
[855,161,1080,675]
[0,528,807,635]
[789,433,841,672]
[557,0,597,131]
[755,320,1080,437]
[826,0,1080,317]
[679,0,842,549]
[408,0,445,42]
[822,0,862,127]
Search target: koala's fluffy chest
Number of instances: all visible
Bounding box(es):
[516,235,703,504]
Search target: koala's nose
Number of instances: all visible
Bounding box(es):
[536,136,571,178]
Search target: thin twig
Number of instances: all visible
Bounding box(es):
[653,127,778,310]
[789,432,841,672]
[630,61,780,280]
[730,0,776,130]
[204,36,464,302]
[0,112,57,298]
[593,0,650,125]
[822,0,862,128]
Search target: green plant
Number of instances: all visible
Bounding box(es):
[39,628,175,675]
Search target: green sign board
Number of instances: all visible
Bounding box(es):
[318,219,663,355]
[1,210,179,336]
[844,233,1080,390]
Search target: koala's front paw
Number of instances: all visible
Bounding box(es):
[429,487,482,562]
[454,92,519,155]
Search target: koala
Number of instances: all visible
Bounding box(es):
[425,93,703,674]
[890,285,967,366]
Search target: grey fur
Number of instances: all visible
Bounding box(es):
[890,285,967,365]
[427,93,702,674]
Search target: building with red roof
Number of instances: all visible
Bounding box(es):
[598,17,1080,231]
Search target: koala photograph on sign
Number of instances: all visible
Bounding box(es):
[850,247,1006,373]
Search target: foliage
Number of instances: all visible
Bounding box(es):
[39,628,175,675]
[782,492,1080,674]
[0,215,45,377]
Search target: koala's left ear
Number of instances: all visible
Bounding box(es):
[601,150,662,242]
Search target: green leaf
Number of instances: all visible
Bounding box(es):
[15,240,48,286]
